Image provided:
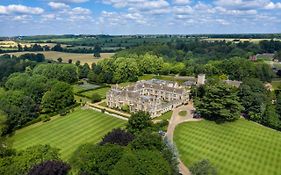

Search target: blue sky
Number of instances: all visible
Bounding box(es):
[0,0,280,36]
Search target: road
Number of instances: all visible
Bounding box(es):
[166,102,202,175]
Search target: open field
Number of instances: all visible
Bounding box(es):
[10,109,126,160]
[1,51,114,65]
[0,40,68,49]
[203,38,281,43]
[81,87,110,99]
[174,119,281,175]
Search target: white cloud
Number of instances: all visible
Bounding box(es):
[48,0,89,3]
[48,2,70,9]
[173,6,193,14]
[102,0,170,10]
[0,4,44,15]
[264,2,281,9]
[100,10,147,25]
[70,7,91,15]
[42,14,57,21]
[214,0,270,10]
[13,15,32,21]
[173,0,192,5]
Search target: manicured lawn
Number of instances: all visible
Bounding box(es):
[81,87,110,99]
[178,110,187,117]
[174,119,281,175]
[10,109,126,160]
[271,81,281,90]
[156,111,173,120]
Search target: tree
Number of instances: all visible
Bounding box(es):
[138,54,164,74]
[18,44,23,51]
[109,149,171,175]
[195,82,243,122]
[28,160,70,175]
[69,144,124,175]
[91,93,102,103]
[0,145,60,175]
[33,64,78,84]
[190,160,217,175]
[52,44,63,52]
[126,111,152,134]
[0,90,37,133]
[129,130,164,151]
[41,82,75,113]
[57,57,63,63]
[100,128,134,146]
[113,57,139,83]
[79,63,90,79]
[75,60,81,67]
[274,50,281,61]
[276,93,281,119]
[94,45,102,58]
[238,78,268,122]
[262,104,280,130]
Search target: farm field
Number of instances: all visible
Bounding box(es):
[81,87,110,99]
[174,119,281,175]
[1,51,114,65]
[203,38,281,43]
[10,109,126,160]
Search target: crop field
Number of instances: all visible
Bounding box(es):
[174,119,281,175]
[10,109,126,160]
[203,38,281,43]
[2,51,114,65]
[81,87,110,99]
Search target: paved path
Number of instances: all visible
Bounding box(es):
[166,102,202,175]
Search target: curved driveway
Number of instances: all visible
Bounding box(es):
[166,102,202,175]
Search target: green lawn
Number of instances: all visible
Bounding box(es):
[10,109,126,160]
[178,110,187,117]
[174,119,281,175]
[271,81,281,90]
[156,111,173,120]
[81,87,110,99]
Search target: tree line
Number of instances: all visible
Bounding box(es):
[194,78,281,131]
[0,54,78,134]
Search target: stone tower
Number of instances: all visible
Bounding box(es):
[197,74,206,85]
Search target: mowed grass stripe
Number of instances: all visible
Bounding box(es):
[12,111,108,147]
[61,120,124,159]
[174,119,281,175]
[11,109,126,160]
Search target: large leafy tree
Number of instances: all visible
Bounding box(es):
[126,111,152,134]
[195,82,243,122]
[28,160,71,175]
[33,64,78,84]
[113,57,139,83]
[100,128,134,146]
[0,145,60,175]
[69,144,124,175]
[109,149,171,175]
[41,82,75,113]
[238,78,268,122]
[138,54,164,74]
[0,90,37,132]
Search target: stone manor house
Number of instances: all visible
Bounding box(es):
[106,79,192,118]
